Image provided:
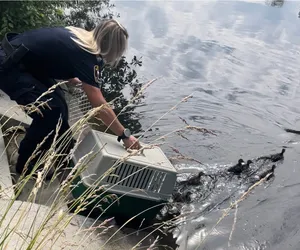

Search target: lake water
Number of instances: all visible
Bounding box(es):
[112,1,300,249]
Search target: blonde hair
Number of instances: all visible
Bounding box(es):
[66,19,129,67]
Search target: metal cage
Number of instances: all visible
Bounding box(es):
[64,82,93,126]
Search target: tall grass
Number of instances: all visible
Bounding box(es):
[0,79,217,250]
[0,78,274,250]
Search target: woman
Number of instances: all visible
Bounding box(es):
[0,19,141,177]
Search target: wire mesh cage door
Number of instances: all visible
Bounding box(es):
[64,82,93,126]
[63,81,96,142]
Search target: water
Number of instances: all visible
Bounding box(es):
[111,1,300,249]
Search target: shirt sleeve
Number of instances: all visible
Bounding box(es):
[72,54,101,89]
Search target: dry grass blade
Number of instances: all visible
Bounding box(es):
[102,78,158,136]
[135,245,174,250]
[169,155,203,165]
[138,93,193,144]
[185,126,217,136]
[2,125,26,136]
[78,218,114,234]
[35,81,68,104]
[169,146,204,165]
[176,131,189,141]
[170,146,181,155]
[178,116,189,126]
[170,95,193,112]
[154,125,216,144]
[19,99,52,117]
[126,143,164,157]
[228,203,238,247]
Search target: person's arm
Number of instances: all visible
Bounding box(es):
[67,79,124,135]
[67,78,124,135]
[81,81,124,136]
[81,81,141,149]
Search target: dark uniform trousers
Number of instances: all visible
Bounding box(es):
[0,48,74,175]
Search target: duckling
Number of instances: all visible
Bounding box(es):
[257,149,285,162]
[227,159,252,175]
[257,165,276,180]
[178,171,206,186]
[244,160,253,170]
[247,165,277,186]
[227,159,244,173]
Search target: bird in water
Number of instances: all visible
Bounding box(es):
[172,190,192,203]
[257,165,276,181]
[227,159,253,175]
[249,165,277,184]
[227,159,244,173]
[178,171,212,186]
[257,149,285,162]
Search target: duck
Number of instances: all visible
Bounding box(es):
[227,159,244,173]
[244,160,253,168]
[178,171,206,186]
[227,159,253,175]
[257,149,285,162]
[246,165,277,187]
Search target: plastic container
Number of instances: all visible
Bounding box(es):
[70,129,178,223]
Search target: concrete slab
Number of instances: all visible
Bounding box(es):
[0,91,32,126]
[0,199,153,249]
[0,128,14,199]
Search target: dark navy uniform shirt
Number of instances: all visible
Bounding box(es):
[8,27,103,88]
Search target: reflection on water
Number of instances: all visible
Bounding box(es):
[112,0,300,249]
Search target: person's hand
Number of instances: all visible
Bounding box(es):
[122,135,141,150]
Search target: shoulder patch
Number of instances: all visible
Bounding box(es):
[94,65,101,84]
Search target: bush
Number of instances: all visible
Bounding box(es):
[0,0,143,134]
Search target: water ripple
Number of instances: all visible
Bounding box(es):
[115,0,300,249]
